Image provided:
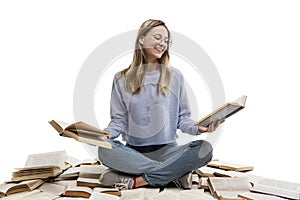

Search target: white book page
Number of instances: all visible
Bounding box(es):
[180,190,215,200]
[120,188,146,200]
[0,190,41,200]
[89,192,119,200]
[58,167,80,177]
[22,191,59,200]
[239,192,287,200]
[65,156,81,167]
[198,166,229,176]
[223,170,264,185]
[252,178,300,199]
[150,191,179,200]
[77,177,101,184]
[38,182,67,196]
[256,178,300,191]
[210,160,252,169]
[66,181,92,193]
[25,150,66,168]
[210,177,251,192]
[216,191,240,199]
[79,165,107,178]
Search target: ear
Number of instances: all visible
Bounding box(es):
[139,36,145,45]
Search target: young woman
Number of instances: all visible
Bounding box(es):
[98,19,221,190]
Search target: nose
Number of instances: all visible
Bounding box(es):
[158,40,167,48]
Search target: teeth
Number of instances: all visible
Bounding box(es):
[154,46,164,52]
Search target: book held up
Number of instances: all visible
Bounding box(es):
[195,95,247,127]
[49,120,112,149]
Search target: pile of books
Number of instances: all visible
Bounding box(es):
[1,150,300,200]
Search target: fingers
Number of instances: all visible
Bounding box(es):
[207,120,223,133]
[206,122,213,132]
[198,119,224,133]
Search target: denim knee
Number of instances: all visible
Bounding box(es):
[191,140,213,160]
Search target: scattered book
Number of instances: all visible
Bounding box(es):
[63,181,94,198]
[207,160,254,172]
[49,120,112,149]
[0,179,44,197]
[195,95,247,127]
[250,177,300,200]
[76,165,108,187]
[11,150,68,182]
[207,177,251,200]
[2,149,300,200]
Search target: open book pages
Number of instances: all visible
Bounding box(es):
[38,182,67,196]
[12,151,68,182]
[66,156,99,167]
[21,191,59,200]
[196,166,230,177]
[0,190,59,200]
[120,188,146,200]
[208,177,251,200]
[64,181,93,198]
[196,166,264,188]
[49,120,112,149]
[238,191,288,200]
[54,167,80,181]
[250,178,300,200]
[207,160,254,172]
[196,95,247,127]
[76,165,108,187]
[89,191,120,200]
[0,190,41,200]
[0,179,44,197]
[150,189,215,200]
[25,150,67,168]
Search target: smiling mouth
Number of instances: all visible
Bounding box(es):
[154,45,165,53]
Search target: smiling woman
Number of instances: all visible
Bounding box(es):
[118,20,172,95]
[96,19,221,190]
[139,26,171,62]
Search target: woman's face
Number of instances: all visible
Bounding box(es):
[140,25,169,62]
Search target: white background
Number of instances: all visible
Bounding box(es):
[1,0,300,184]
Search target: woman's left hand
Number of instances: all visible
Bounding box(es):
[198,120,224,133]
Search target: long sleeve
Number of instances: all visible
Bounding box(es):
[104,76,128,139]
[177,72,201,136]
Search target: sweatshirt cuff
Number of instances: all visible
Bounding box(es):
[194,125,202,135]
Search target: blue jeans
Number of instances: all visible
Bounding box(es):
[98,139,213,187]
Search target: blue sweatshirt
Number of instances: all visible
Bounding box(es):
[105,67,200,146]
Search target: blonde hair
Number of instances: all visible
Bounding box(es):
[118,19,172,95]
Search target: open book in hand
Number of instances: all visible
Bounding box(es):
[49,120,112,149]
[195,95,247,127]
